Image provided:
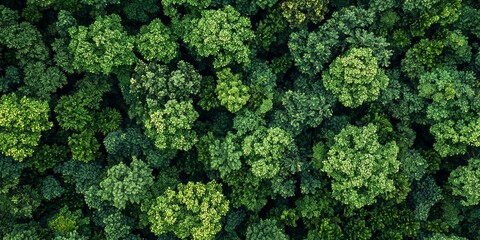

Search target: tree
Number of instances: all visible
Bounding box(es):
[417,68,480,157]
[242,127,300,180]
[41,175,65,200]
[48,206,89,236]
[136,19,178,63]
[122,0,159,22]
[402,0,462,36]
[165,61,202,101]
[378,70,428,124]
[215,68,250,113]
[321,124,400,208]
[68,14,136,74]
[96,209,136,240]
[254,8,288,50]
[449,158,480,206]
[223,169,269,211]
[368,203,420,239]
[19,61,67,99]
[245,60,277,114]
[306,218,343,240]
[412,177,443,221]
[55,95,95,131]
[2,222,43,240]
[181,6,254,68]
[144,99,199,151]
[207,132,243,178]
[147,181,229,240]
[55,160,98,192]
[52,38,76,74]
[104,128,146,158]
[124,60,201,120]
[104,127,176,168]
[198,76,221,111]
[0,66,21,94]
[401,30,471,79]
[246,219,288,240]
[0,156,24,194]
[288,7,381,76]
[161,0,212,18]
[0,185,42,219]
[55,10,77,37]
[322,47,389,108]
[281,0,329,27]
[54,75,120,162]
[30,144,68,173]
[55,75,112,132]
[0,93,52,161]
[218,210,246,239]
[68,130,100,163]
[344,217,372,240]
[0,7,49,66]
[99,157,154,209]
[272,75,334,135]
[131,61,201,101]
[94,108,122,135]
[233,109,266,136]
[277,90,331,134]
[455,6,480,39]
[295,193,336,221]
[123,61,201,151]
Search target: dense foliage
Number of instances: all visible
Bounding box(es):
[1,0,480,239]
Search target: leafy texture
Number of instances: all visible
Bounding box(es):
[449,158,480,206]
[281,0,329,27]
[182,6,254,68]
[144,99,199,151]
[322,47,389,108]
[418,68,480,157]
[99,158,154,209]
[2,1,480,239]
[136,19,178,63]
[147,181,229,239]
[68,14,135,74]
[0,93,52,161]
[246,219,288,240]
[322,124,400,208]
[215,68,250,113]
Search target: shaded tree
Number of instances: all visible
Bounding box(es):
[246,219,288,240]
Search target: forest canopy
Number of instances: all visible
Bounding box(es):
[1,0,480,239]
